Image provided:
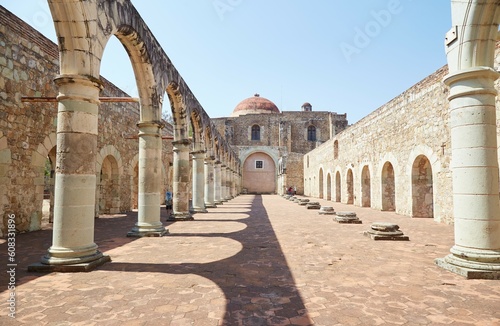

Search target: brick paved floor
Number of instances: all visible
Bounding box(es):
[1,194,499,325]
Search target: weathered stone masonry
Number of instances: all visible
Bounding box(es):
[304,66,454,224]
[305,43,500,228]
[0,7,173,237]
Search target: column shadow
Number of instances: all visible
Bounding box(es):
[101,195,312,325]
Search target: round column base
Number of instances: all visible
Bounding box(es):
[127,222,168,237]
[435,246,500,279]
[167,212,194,221]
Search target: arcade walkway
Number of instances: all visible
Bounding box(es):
[1,195,499,325]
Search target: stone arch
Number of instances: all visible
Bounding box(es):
[190,109,205,151]
[434,2,500,277]
[205,125,215,157]
[32,133,57,229]
[166,83,191,141]
[335,170,341,202]
[381,162,396,211]
[318,167,324,199]
[346,168,354,205]
[239,147,280,170]
[361,165,371,208]
[407,145,440,218]
[96,146,123,215]
[411,155,433,218]
[98,155,120,214]
[242,152,276,194]
[326,172,332,201]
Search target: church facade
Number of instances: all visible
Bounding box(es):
[212,94,348,195]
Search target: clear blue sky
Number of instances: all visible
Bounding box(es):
[2,0,451,124]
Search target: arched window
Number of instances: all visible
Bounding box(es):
[333,140,339,159]
[251,125,260,141]
[307,125,316,141]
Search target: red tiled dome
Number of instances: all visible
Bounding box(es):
[231,94,280,117]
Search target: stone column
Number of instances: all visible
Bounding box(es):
[224,167,232,200]
[232,170,238,197]
[204,157,217,208]
[214,162,223,205]
[191,151,207,213]
[436,67,500,279]
[30,75,110,271]
[127,122,167,237]
[169,140,193,221]
[220,164,228,202]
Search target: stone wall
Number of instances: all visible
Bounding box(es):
[304,66,454,224]
[0,7,173,236]
[284,152,304,195]
[213,111,348,155]
[213,110,348,195]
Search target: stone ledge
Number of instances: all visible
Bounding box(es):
[28,255,111,273]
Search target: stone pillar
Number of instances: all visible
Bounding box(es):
[232,171,238,197]
[30,75,110,271]
[127,122,167,237]
[169,140,193,221]
[204,157,216,208]
[278,174,283,195]
[191,151,207,213]
[220,164,228,202]
[436,67,500,279]
[214,162,223,205]
[224,167,232,200]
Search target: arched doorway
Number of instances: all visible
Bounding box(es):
[242,152,276,194]
[346,169,354,204]
[44,147,56,223]
[335,171,341,202]
[361,166,371,207]
[381,162,395,211]
[412,155,433,218]
[319,168,324,199]
[98,155,120,214]
[326,173,332,201]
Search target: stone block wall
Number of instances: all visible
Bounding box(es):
[304,66,454,224]
[212,111,348,155]
[0,7,173,236]
[284,152,304,195]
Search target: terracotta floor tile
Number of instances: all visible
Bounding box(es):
[0,195,499,325]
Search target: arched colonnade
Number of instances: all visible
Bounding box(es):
[34,0,241,271]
